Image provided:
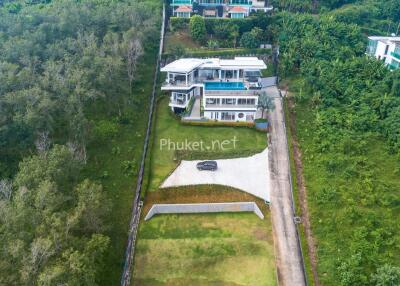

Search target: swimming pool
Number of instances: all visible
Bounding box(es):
[204,81,246,90]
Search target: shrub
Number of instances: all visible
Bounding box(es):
[93,120,119,141]
[189,15,206,43]
[170,17,189,31]
[205,18,254,35]
[169,43,186,58]
[240,31,260,49]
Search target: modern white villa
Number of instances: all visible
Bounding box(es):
[160,57,267,122]
[171,0,273,18]
[367,36,400,70]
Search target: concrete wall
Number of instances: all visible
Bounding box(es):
[145,202,264,220]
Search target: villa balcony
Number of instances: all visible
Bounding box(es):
[169,99,189,108]
[205,103,257,109]
[391,51,400,61]
[204,89,261,96]
[171,0,192,5]
[229,0,252,5]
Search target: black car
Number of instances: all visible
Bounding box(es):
[196,161,218,171]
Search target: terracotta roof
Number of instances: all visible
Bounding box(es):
[229,6,247,13]
[175,5,192,13]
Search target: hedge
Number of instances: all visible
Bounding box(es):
[162,48,271,60]
[170,17,189,31]
[181,119,255,127]
[175,148,265,161]
[204,18,255,35]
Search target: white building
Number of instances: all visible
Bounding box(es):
[170,0,273,18]
[367,36,400,70]
[160,57,267,122]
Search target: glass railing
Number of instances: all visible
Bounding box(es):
[391,47,400,60]
[171,0,192,4]
[229,0,251,4]
[198,0,224,4]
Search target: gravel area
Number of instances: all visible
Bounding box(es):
[161,148,270,201]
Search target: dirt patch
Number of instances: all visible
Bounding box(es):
[287,95,321,286]
[142,185,270,217]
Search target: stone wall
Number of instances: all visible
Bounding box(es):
[144,202,264,220]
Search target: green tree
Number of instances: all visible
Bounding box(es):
[257,91,275,118]
[240,31,260,49]
[189,15,206,43]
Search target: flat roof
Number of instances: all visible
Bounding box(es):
[368,36,400,44]
[161,57,267,73]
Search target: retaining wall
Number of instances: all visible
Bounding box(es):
[145,202,264,220]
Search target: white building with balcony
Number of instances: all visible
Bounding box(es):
[170,0,272,18]
[367,36,400,70]
[160,57,267,122]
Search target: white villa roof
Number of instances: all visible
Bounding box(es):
[368,36,400,44]
[161,57,267,73]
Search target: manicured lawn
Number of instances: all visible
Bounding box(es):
[147,97,267,191]
[133,212,277,286]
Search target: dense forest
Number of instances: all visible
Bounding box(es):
[0,0,160,284]
[274,1,400,285]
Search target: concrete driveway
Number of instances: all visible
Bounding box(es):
[161,148,270,201]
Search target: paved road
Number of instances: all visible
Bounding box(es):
[268,93,307,286]
[161,148,270,201]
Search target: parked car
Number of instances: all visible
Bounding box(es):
[196,161,218,171]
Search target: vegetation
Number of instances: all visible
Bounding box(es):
[145,97,267,191]
[0,0,161,284]
[134,204,276,285]
[189,15,206,43]
[274,4,400,286]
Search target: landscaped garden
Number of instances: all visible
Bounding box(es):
[145,96,267,191]
[132,93,275,285]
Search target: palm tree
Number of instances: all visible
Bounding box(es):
[257,91,275,118]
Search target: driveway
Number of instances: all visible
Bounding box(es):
[268,92,307,285]
[161,148,270,201]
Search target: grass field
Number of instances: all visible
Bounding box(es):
[146,96,267,191]
[133,212,276,286]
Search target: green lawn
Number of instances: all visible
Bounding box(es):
[147,97,267,191]
[133,213,277,286]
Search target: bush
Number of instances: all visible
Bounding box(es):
[181,120,255,128]
[169,43,186,58]
[170,17,189,31]
[240,31,260,49]
[205,18,254,35]
[175,148,264,161]
[93,120,119,141]
[189,15,206,43]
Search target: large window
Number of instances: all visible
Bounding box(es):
[172,92,188,104]
[237,98,255,105]
[367,39,378,56]
[206,98,220,105]
[231,13,245,18]
[221,112,235,121]
[221,98,236,105]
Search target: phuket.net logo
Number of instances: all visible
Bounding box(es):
[159,136,238,151]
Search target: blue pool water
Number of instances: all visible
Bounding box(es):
[204,81,245,90]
